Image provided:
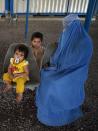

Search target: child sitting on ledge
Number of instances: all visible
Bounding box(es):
[2,44,29,103]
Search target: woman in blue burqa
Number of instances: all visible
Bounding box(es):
[36,14,93,126]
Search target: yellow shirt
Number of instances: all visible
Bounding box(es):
[10,58,29,74]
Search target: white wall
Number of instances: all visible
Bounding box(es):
[0,0,5,13]
[29,0,68,13]
[14,0,27,13]
[13,0,89,14]
[69,0,89,13]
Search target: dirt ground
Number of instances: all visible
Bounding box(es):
[0,16,98,131]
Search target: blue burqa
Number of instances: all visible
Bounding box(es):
[36,15,93,126]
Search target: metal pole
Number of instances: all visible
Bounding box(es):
[66,0,70,15]
[84,0,97,32]
[95,1,98,15]
[25,0,30,41]
[5,0,9,13]
[10,0,13,16]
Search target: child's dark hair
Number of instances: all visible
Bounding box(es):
[31,32,43,42]
[14,44,29,59]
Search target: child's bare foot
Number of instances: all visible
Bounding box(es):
[3,84,12,93]
[0,83,12,93]
[16,94,23,103]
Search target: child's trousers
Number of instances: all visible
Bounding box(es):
[3,73,27,93]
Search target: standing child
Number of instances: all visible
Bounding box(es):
[3,44,29,103]
[31,32,45,70]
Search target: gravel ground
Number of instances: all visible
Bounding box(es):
[0,16,98,131]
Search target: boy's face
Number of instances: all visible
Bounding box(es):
[14,50,25,63]
[31,38,42,48]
